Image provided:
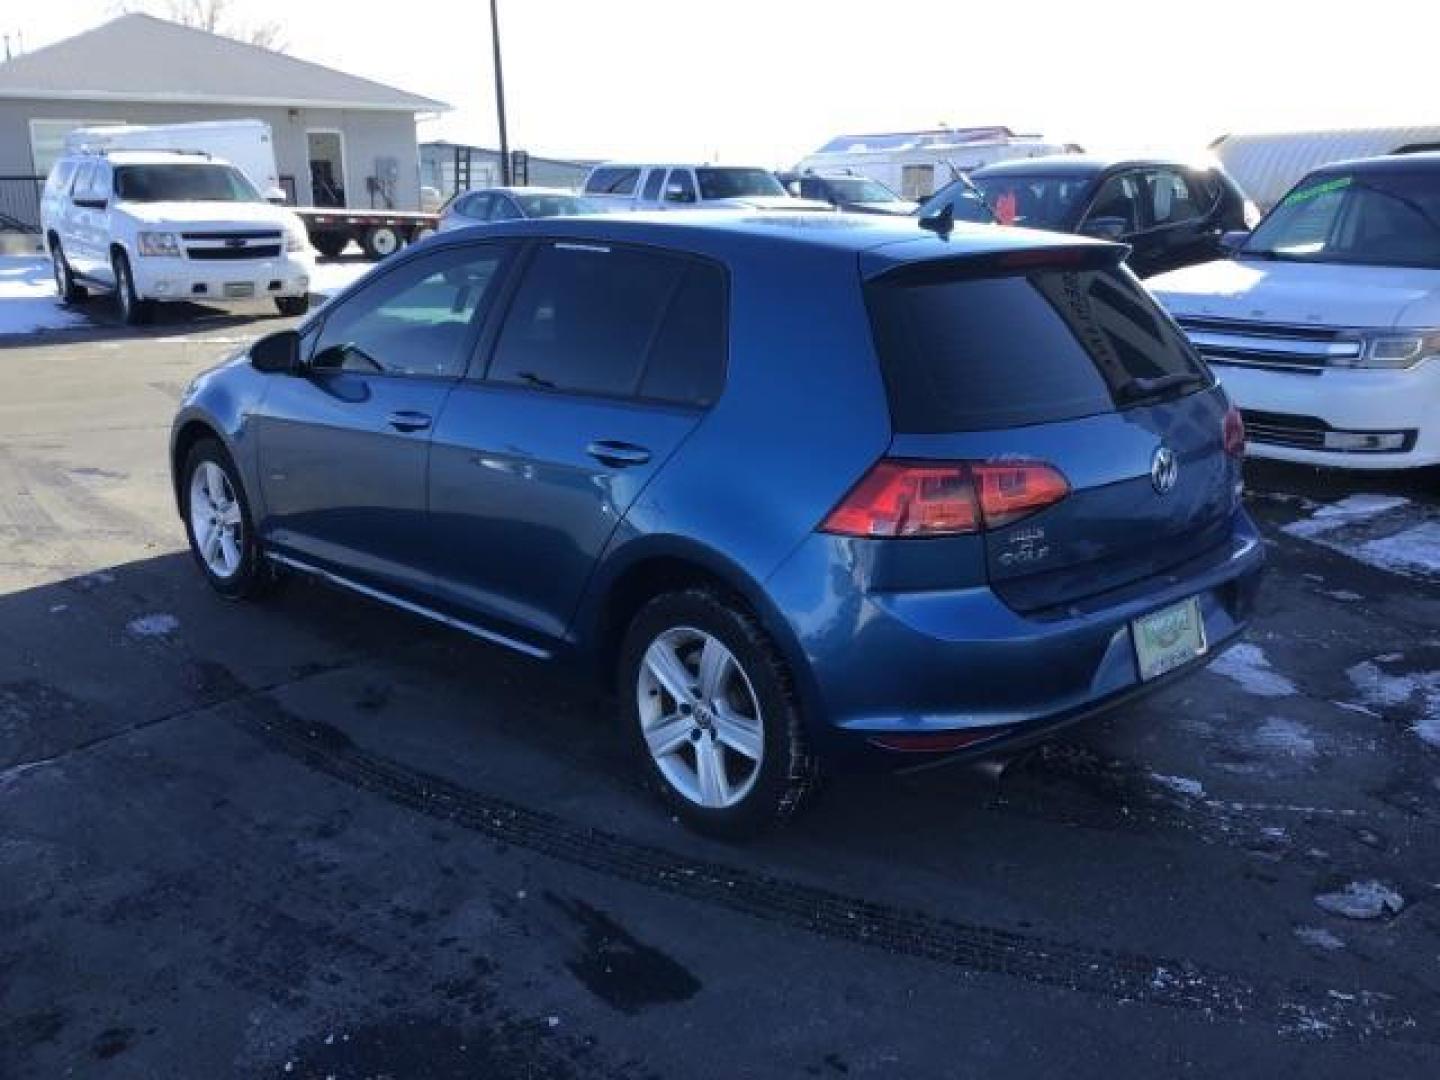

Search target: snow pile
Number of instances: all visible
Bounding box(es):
[1355,523,1440,578]
[1345,659,1440,747]
[1313,880,1405,920]
[1208,643,1298,697]
[1283,494,1439,581]
[0,256,88,336]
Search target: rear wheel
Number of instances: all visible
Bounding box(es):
[112,251,154,326]
[362,224,402,260]
[51,242,87,304]
[619,588,819,838]
[180,439,276,600]
[275,295,310,317]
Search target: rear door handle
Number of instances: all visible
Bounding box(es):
[387,410,432,433]
[586,440,652,467]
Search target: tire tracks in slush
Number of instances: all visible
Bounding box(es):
[235,692,1436,1046]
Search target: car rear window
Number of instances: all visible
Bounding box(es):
[866,262,1207,432]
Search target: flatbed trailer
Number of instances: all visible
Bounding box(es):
[294,208,440,260]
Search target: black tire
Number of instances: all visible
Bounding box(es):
[275,295,310,317]
[50,242,87,304]
[311,231,348,258]
[112,250,154,326]
[179,438,277,601]
[362,224,402,260]
[618,587,820,838]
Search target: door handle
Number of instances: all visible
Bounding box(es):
[387,410,432,433]
[586,440,652,467]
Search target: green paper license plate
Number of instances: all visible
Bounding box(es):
[1133,596,1207,681]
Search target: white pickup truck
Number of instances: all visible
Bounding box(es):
[41,148,313,325]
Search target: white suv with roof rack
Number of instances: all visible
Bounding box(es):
[40,148,313,325]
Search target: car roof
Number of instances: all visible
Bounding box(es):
[1307,150,1440,176]
[970,154,1208,178]
[475,186,580,197]
[426,210,1114,271]
[67,150,222,166]
[590,163,769,171]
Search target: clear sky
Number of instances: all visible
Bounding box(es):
[8,0,1438,166]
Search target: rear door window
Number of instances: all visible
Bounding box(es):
[867,262,1205,432]
[641,168,665,201]
[664,169,697,204]
[487,243,724,404]
[1145,168,1205,226]
[586,167,639,196]
[1083,172,1143,234]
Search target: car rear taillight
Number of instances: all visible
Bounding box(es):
[820,459,1068,538]
[1223,406,1245,458]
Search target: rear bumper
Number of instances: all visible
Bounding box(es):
[1215,360,1440,469]
[765,510,1265,763]
[129,252,312,301]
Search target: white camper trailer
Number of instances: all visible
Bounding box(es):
[64,120,283,200]
[794,127,1072,200]
[1212,125,1440,211]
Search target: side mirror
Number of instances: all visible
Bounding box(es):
[1219,229,1250,255]
[1080,216,1128,241]
[250,329,301,374]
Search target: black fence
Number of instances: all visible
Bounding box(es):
[0,176,44,233]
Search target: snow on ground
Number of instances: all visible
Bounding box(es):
[0,255,88,336]
[1148,773,1205,798]
[309,259,374,303]
[1345,659,1440,748]
[126,613,179,638]
[1313,880,1406,920]
[1248,716,1318,759]
[1208,642,1298,697]
[1282,493,1439,581]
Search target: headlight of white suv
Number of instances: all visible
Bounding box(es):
[284,228,308,253]
[1331,331,1440,370]
[136,231,180,257]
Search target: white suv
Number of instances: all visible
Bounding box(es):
[41,149,313,325]
[582,164,831,212]
[1149,153,1440,470]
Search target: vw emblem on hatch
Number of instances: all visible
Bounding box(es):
[1151,445,1179,495]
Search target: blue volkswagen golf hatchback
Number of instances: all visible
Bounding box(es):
[172,212,1263,836]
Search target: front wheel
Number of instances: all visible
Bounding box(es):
[112,251,154,326]
[619,588,819,838]
[181,439,276,600]
[51,243,87,304]
[275,295,310,317]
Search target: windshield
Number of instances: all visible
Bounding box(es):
[825,176,903,203]
[114,163,261,203]
[1243,170,1440,269]
[695,168,787,200]
[970,174,1091,228]
[915,180,998,224]
[515,193,603,218]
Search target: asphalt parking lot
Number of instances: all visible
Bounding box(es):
[1,314,1438,1078]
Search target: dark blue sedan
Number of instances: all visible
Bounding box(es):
[170,212,1264,836]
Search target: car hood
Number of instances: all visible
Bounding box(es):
[1148,257,1440,329]
[118,200,303,233]
[707,195,832,211]
[847,201,916,216]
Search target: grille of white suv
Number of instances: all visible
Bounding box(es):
[1175,316,1361,376]
[182,230,283,261]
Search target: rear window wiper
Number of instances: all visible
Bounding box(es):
[1116,372,1206,403]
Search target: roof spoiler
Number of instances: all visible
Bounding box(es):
[865,242,1130,285]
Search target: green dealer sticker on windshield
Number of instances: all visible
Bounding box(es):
[1281,176,1352,207]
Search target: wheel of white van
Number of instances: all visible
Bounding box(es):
[51,243,87,304]
[180,438,275,600]
[363,224,401,260]
[619,588,820,838]
[112,251,154,326]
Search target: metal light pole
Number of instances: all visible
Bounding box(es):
[489,0,511,186]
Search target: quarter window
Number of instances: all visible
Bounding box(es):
[664,169,697,203]
[488,244,725,405]
[312,245,510,378]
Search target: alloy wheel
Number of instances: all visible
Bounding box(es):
[188,461,244,579]
[636,626,765,809]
